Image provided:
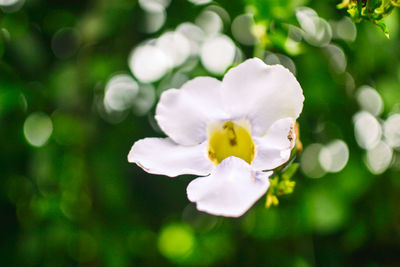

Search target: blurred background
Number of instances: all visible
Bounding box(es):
[1,0,400,266]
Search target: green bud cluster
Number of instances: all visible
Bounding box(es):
[265,163,299,208]
[337,0,400,37]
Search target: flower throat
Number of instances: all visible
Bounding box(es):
[207,121,255,165]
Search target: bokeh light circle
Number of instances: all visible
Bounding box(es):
[319,140,349,173]
[156,31,191,67]
[0,0,19,6]
[176,22,206,55]
[335,17,356,42]
[188,0,212,5]
[353,111,382,149]
[195,10,223,36]
[296,7,332,47]
[158,223,195,261]
[23,112,53,147]
[365,141,393,174]
[142,9,166,34]
[231,14,256,46]
[104,74,139,112]
[139,0,170,12]
[132,84,156,116]
[383,113,400,148]
[129,44,172,83]
[200,35,235,75]
[356,86,383,117]
[301,143,326,178]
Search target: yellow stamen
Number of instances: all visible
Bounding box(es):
[265,192,279,208]
[207,120,255,165]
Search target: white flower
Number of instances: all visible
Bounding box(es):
[128,58,304,217]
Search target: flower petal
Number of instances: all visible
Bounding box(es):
[252,117,295,171]
[221,58,304,137]
[155,77,227,146]
[187,156,271,217]
[128,137,213,177]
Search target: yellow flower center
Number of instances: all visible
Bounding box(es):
[207,120,255,165]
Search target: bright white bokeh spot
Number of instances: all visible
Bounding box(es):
[195,10,223,36]
[296,7,332,47]
[177,22,205,43]
[139,0,170,12]
[188,0,212,5]
[104,74,139,112]
[356,85,383,117]
[324,44,346,73]
[365,141,393,174]
[156,31,191,67]
[176,22,206,55]
[129,44,172,83]
[0,0,24,12]
[206,5,230,26]
[232,14,256,46]
[0,0,19,6]
[353,111,382,149]
[143,9,166,34]
[319,140,349,173]
[296,7,318,31]
[383,113,400,148]
[132,84,156,116]
[23,112,53,147]
[301,143,327,178]
[200,35,235,75]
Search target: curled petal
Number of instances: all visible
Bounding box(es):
[252,117,296,171]
[128,137,213,177]
[221,58,304,137]
[187,156,271,217]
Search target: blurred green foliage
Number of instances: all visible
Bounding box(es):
[1,0,400,266]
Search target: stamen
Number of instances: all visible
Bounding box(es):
[207,120,255,165]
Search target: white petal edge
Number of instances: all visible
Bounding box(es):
[128,137,214,177]
[221,58,304,137]
[187,156,271,217]
[252,117,296,171]
[155,77,228,146]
